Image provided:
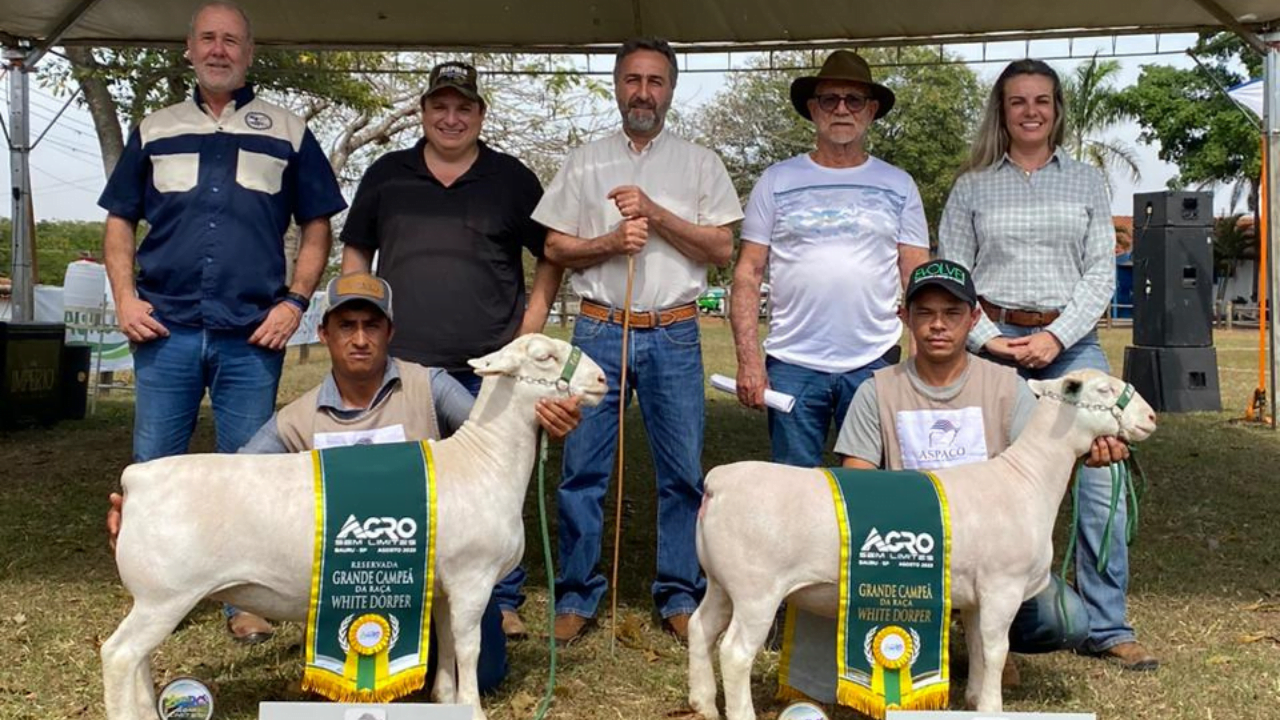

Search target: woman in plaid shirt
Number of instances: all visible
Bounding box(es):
[938,60,1157,672]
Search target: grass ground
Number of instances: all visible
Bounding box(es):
[2,322,1279,719]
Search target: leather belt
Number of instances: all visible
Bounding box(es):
[579,299,698,329]
[980,298,1061,328]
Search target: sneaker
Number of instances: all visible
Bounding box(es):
[1096,641,1159,671]
[501,610,528,640]
[662,613,692,643]
[227,611,274,645]
[553,613,595,647]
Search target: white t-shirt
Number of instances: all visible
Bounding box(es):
[533,130,744,310]
[741,154,929,373]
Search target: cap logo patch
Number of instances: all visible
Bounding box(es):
[334,275,385,299]
[912,261,967,286]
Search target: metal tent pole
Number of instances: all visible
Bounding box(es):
[1265,35,1280,427]
[5,49,34,322]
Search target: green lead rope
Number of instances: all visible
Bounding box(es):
[1056,448,1145,637]
[534,430,557,720]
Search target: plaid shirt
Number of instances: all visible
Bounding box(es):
[938,149,1116,351]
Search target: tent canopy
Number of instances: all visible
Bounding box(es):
[1,0,1277,51]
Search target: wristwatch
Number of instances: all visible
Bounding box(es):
[283,291,310,313]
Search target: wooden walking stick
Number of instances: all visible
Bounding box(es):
[609,253,636,654]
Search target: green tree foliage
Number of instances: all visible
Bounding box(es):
[694,48,984,243]
[1062,54,1141,194]
[1117,33,1262,207]
[0,218,106,285]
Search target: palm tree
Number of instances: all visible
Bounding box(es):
[1062,54,1142,194]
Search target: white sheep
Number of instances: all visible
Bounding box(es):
[687,369,1157,719]
[101,334,606,720]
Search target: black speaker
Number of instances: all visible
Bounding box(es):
[61,342,91,421]
[1133,191,1214,228]
[1131,225,1214,347]
[1123,345,1221,412]
[0,322,65,428]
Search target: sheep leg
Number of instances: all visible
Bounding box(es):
[133,656,157,720]
[447,591,490,720]
[102,597,194,720]
[972,593,1021,713]
[430,594,457,704]
[688,576,732,719]
[960,608,983,711]
[718,593,779,720]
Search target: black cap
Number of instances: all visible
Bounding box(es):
[421,61,485,106]
[905,259,977,306]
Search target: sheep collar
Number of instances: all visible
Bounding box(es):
[513,345,584,396]
[1043,382,1136,419]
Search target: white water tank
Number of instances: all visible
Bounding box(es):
[63,260,111,309]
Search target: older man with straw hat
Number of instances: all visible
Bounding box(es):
[732,50,930,468]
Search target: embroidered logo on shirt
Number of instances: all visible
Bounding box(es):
[245,111,273,130]
[927,419,960,448]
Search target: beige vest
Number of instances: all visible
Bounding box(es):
[275,359,441,452]
[874,356,1020,471]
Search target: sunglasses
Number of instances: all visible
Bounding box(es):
[814,93,871,114]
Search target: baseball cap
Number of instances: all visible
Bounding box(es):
[421,61,485,106]
[323,272,394,322]
[905,259,977,306]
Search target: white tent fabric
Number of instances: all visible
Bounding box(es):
[1,0,1277,49]
[1230,78,1265,119]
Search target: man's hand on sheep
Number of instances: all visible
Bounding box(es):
[1084,436,1129,468]
[536,395,582,440]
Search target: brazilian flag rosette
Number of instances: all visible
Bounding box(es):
[302,441,437,702]
[779,468,952,718]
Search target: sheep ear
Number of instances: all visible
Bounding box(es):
[468,348,521,376]
[525,335,555,362]
[1062,378,1083,399]
[1027,379,1051,397]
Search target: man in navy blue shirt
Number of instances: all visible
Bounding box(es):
[98,0,345,642]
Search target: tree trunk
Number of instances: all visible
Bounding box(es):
[63,47,125,178]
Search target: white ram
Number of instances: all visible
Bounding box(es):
[688,369,1157,719]
[101,334,606,720]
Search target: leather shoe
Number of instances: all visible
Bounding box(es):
[501,610,528,640]
[1001,656,1020,688]
[553,613,595,647]
[227,611,274,645]
[1097,641,1159,671]
[662,613,692,643]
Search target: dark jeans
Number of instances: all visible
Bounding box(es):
[556,316,706,619]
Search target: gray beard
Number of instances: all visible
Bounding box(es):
[624,108,659,134]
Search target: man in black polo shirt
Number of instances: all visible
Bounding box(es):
[340,61,565,639]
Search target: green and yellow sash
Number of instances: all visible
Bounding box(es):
[779,468,951,718]
[302,441,437,703]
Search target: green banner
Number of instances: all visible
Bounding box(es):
[780,468,951,719]
[303,441,436,703]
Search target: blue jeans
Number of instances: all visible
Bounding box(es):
[766,354,890,467]
[449,368,527,615]
[135,325,283,624]
[992,325,1135,652]
[556,316,706,619]
[1009,576,1089,653]
[132,324,284,462]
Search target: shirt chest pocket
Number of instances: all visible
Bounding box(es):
[150,153,199,193]
[235,149,288,195]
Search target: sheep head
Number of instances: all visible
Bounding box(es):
[1027,369,1157,444]
[467,334,607,408]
